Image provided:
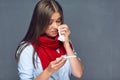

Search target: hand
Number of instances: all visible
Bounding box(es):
[58,24,71,43]
[45,56,67,75]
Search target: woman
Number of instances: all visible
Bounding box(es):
[15,0,83,80]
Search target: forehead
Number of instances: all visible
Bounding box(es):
[50,12,61,20]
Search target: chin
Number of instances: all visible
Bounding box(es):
[51,34,58,37]
[46,34,57,39]
[45,33,58,38]
[51,35,57,37]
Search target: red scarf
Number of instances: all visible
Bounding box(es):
[33,35,66,70]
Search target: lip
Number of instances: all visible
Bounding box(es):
[52,31,58,34]
[52,31,57,33]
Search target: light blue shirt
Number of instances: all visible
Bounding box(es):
[17,44,72,80]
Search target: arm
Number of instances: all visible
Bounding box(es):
[64,42,83,78]
[18,44,34,80]
[59,24,83,78]
[34,68,51,80]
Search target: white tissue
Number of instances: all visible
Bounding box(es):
[58,27,65,42]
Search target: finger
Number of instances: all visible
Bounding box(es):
[55,58,66,68]
[55,58,66,66]
[56,56,64,63]
[49,57,66,71]
[59,24,68,29]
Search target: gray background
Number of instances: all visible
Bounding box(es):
[0,0,119,80]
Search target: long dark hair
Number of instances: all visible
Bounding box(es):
[15,0,64,66]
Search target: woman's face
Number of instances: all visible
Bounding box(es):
[45,12,62,37]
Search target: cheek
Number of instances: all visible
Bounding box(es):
[45,27,52,35]
[45,29,50,35]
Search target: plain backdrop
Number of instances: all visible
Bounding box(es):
[0,0,119,80]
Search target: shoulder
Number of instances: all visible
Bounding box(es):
[17,42,34,61]
[17,42,35,79]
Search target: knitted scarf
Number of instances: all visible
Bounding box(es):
[33,35,66,70]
